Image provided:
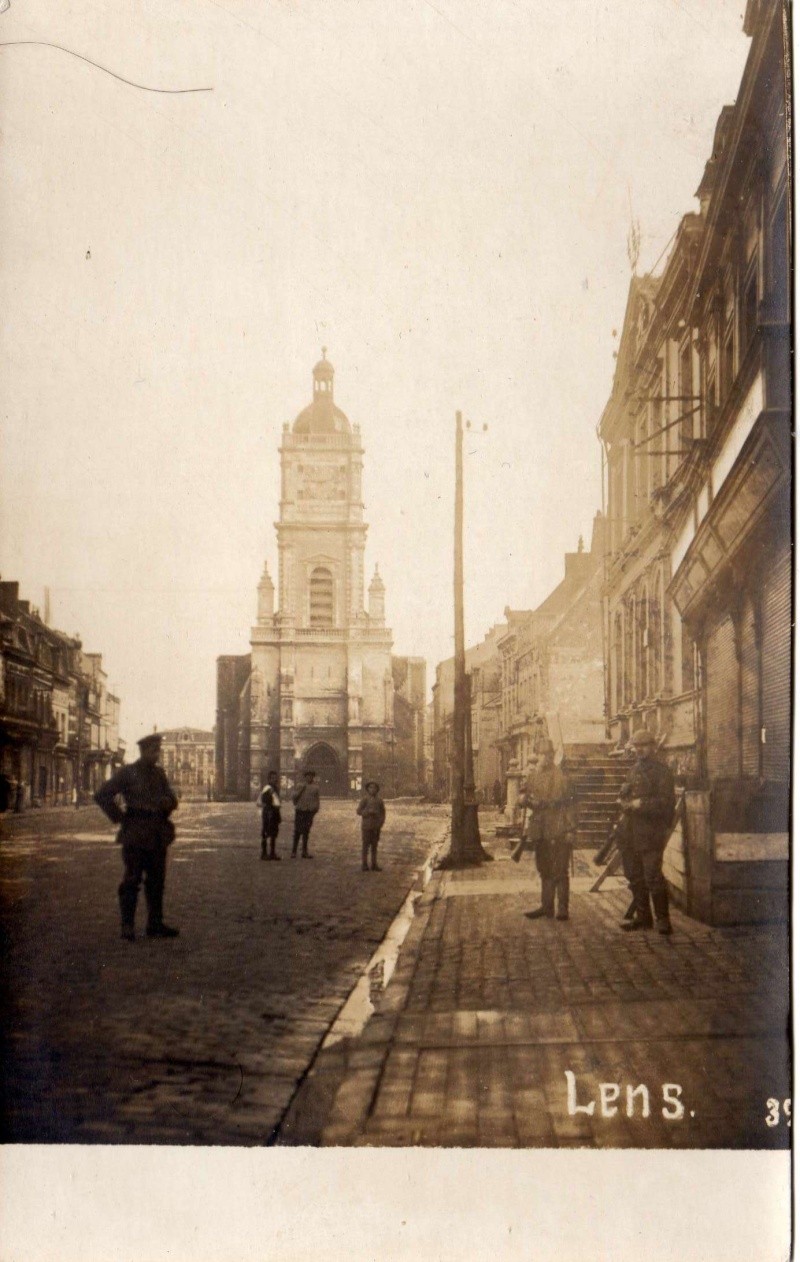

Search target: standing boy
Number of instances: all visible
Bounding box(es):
[357,780,386,871]
[291,769,320,858]
[258,770,282,860]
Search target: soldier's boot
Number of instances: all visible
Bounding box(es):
[652,889,673,935]
[621,882,653,930]
[260,838,268,860]
[370,841,381,872]
[361,840,370,871]
[119,882,137,941]
[144,879,178,938]
[556,883,569,921]
[527,878,555,919]
[269,839,281,860]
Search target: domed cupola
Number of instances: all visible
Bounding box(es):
[292,348,352,435]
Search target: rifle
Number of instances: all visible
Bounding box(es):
[593,810,625,867]
[510,804,529,864]
[591,804,636,916]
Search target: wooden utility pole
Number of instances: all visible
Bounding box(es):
[438,411,491,869]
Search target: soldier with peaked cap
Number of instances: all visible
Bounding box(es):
[95,732,179,941]
[518,740,577,921]
[616,728,676,935]
[356,780,386,871]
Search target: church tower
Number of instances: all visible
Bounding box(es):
[248,352,395,796]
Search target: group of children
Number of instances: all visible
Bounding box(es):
[257,771,386,871]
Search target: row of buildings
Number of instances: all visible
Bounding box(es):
[0,579,125,807]
[431,517,606,802]
[432,0,790,924]
[215,353,427,800]
[0,581,218,806]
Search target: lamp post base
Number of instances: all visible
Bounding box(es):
[436,803,494,869]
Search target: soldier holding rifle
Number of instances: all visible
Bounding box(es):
[616,728,675,935]
[513,740,577,922]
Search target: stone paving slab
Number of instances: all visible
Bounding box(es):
[0,800,449,1144]
[276,838,790,1149]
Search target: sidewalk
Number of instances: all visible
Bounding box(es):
[276,830,790,1148]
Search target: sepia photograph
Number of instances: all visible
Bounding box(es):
[0,0,792,1258]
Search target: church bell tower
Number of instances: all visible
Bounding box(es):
[248,352,394,797]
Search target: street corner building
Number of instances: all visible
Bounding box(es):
[600,0,790,925]
[215,353,426,800]
[0,579,125,807]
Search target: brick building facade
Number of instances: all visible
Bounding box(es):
[601,0,790,923]
[159,728,215,799]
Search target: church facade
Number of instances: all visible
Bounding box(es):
[216,354,422,799]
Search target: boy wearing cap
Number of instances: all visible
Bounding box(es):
[357,781,386,871]
[617,728,676,934]
[95,733,179,941]
[291,769,320,858]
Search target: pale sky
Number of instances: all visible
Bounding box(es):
[0,0,751,750]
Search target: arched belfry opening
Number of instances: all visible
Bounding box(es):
[309,567,334,627]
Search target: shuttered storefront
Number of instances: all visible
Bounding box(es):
[761,543,791,784]
[705,610,739,778]
[740,595,760,776]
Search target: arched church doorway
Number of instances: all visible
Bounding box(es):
[302,743,346,797]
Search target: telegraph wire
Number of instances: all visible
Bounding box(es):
[0,40,212,93]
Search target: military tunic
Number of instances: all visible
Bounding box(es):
[520,764,577,918]
[95,760,178,933]
[617,754,676,927]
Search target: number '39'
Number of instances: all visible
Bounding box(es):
[765,1098,791,1127]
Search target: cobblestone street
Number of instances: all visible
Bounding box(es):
[278,833,791,1149]
[0,799,448,1144]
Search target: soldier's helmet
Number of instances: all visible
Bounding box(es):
[137,733,162,751]
[628,728,656,750]
[365,780,380,791]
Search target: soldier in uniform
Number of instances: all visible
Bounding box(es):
[356,780,386,871]
[257,770,282,861]
[94,732,179,941]
[291,769,320,858]
[519,740,577,921]
[617,728,676,935]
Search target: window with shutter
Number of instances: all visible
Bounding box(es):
[740,595,760,777]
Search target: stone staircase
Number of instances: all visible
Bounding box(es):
[563,745,631,851]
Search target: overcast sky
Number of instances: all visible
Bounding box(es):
[0,0,751,750]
